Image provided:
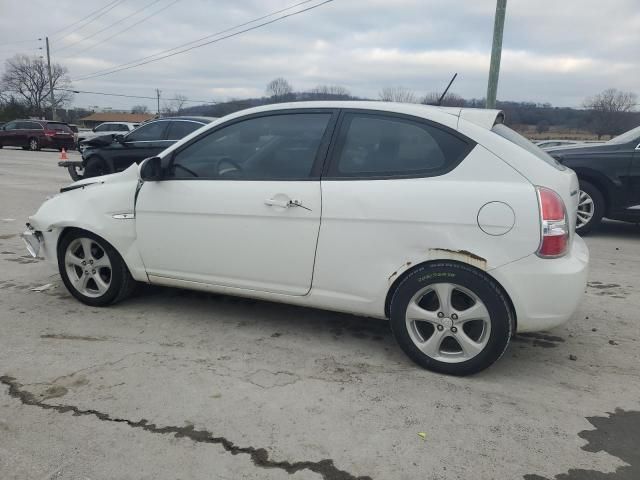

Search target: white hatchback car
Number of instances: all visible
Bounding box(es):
[22,102,589,375]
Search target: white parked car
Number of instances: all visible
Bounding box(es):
[535,139,581,149]
[21,102,589,375]
[77,122,139,149]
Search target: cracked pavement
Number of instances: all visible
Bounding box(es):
[1,148,640,479]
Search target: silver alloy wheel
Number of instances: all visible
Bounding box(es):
[29,138,38,151]
[576,189,595,230]
[64,237,112,298]
[405,283,491,363]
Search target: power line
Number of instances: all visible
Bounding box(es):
[57,0,164,53]
[61,0,179,58]
[53,0,127,45]
[74,0,316,77]
[55,87,216,104]
[72,0,333,82]
[48,0,122,38]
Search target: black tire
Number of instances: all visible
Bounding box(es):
[576,180,604,235]
[28,137,40,151]
[389,261,512,376]
[67,164,84,181]
[84,156,109,178]
[57,229,136,307]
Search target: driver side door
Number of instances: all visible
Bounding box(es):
[135,110,336,295]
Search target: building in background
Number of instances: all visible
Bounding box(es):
[79,112,156,129]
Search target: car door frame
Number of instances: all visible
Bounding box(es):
[137,108,340,295]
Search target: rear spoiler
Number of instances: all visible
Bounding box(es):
[458,108,505,130]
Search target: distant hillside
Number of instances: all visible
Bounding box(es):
[182,93,640,140]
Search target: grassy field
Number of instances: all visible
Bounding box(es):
[514,124,609,141]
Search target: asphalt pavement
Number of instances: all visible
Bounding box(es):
[1,147,639,480]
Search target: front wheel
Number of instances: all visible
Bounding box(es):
[389,262,512,376]
[67,164,85,181]
[84,156,109,178]
[576,180,604,235]
[57,230,136,307]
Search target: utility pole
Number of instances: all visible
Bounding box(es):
[45,37,56,120]
[486,0,507,109]
[155,88,161,115]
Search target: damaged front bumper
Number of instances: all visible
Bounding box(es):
[21,224,43,258]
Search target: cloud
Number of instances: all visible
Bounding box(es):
[0,0,638,110]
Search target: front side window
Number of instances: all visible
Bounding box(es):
[126,121,167,142]
[3,121,18,130]
[167,121,203,140]
[169,113,331,180]
[332,113,472,177]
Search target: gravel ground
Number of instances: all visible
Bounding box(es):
[1,147,639,480]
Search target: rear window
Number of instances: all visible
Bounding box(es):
[492,124,564,170]
[47,122,71,132]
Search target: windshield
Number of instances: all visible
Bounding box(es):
[491,124,564,169]
[607,125,640,145]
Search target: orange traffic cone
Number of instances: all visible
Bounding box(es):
[60,148,68,161]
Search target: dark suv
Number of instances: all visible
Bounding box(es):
[0,119,75,151]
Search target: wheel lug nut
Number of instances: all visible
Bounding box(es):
[437,325,444,331]
[451,327,458,333]
[92,269,96,274]
[81,261,86,265]
[451,313,458,320]
[437,312,444,318]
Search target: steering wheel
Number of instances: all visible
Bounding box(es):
[217,157,243,177]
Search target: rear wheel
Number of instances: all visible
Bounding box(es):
[28,137,39,151]
[57,230,136,306]
[390,262,512,376]
[576,180,604,235]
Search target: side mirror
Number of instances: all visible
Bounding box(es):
[114,134,125,143]
[140,156,163,181]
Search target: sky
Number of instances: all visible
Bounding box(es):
[0,0,638,112]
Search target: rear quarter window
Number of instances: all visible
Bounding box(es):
[492,124,564,170]
[46,122,71,132]
[329,113,474,178]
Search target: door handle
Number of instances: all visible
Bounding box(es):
[264,198,290,208]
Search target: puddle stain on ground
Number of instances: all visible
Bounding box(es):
[587,282,628,299]
[0,234,17,240]
[524,408,640,479]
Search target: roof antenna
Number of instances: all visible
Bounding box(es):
[437,73,458,106]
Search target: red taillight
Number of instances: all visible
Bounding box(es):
[44,130,56,137]
[536,187,569,258]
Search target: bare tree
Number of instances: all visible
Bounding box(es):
[583,88,638,139]
[0,54,73,117]
[161,93,189,115]
[422,91,466,107]
[131,104,149,114]
[266,77,293,102]
[379,86,417,103]
[309,84,351,99]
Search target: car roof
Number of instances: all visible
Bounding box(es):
[157,116,217,123]
[207,101,503,130]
